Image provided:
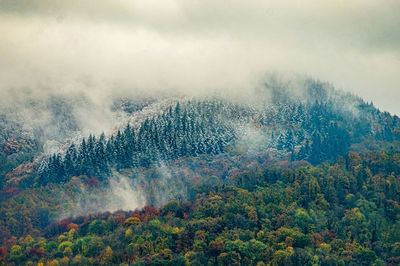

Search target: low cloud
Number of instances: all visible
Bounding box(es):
[59,165,191,218]
[60,174,146,218]
[0,0,399,113]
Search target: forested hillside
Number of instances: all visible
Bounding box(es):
[36,81,400,188]
[1,150,400,265]
[1,80,400,265]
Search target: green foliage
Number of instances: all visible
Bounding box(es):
[2,150,400,265]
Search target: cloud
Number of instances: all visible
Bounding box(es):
[58,166,191,218]
[0,0,399,113]
[59,174,146,218]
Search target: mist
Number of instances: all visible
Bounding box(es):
[1,1,399,213]
[0,0,399,114]
[59,164,193,219]
[60,174,146,218]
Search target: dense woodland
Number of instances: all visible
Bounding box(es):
[1,150,400,265]
[1,82,400,265]
[38,101,236,186]
[38,86,400,189]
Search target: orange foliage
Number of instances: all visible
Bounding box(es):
[67,223,79,231]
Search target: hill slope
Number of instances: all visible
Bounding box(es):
[1,78,400,265]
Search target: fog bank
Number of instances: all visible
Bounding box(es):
[0,0,399,114]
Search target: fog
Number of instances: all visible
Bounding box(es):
[59,165,192,218]
[60,174,146,218]
[0,0,399,114]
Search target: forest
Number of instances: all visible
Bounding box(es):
[37,87,400,189]
[1,83,400,266]
[1,149,400,265]
[1,0,400,264]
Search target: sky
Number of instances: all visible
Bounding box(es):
[0,0,399,114]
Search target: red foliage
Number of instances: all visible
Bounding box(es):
[57,218,73,232]
[113,211,127,224]
[142,206,160,222]
[324,230,337,241]
[2,187,20,195]
[28,247,46,257]
[0,246,7,258]
[6,237,17,247]
[130,210,142,222]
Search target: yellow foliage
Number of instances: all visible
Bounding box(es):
[171,226,184,235]
[124,216,141,226]
[272,249,293,266]
[195,230,206,240]
[11,244,22,254]
[72,255,82,264]
[67,229,77,241]
[286,246,294,254]
[209,194,222,201]
[161,224,184,235]
[101,246,113,262]
[57,234,67,243]
[245,205,258,221]
[159,248,173,260]
[319,243,332,251]
[63,247,73,257]
[125,228,133,238]
[59,257,70,266]
[47,259,60,266]
[24,235,34,244]
[38,238,47,248]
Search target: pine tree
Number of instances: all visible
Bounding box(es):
[64,144,77,177]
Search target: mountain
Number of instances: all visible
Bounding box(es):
[1,78,400,265]
[30,79,400,188]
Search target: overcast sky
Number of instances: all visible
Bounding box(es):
[0,0,399,114]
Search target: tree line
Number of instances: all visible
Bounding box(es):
[39,101,236,185]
